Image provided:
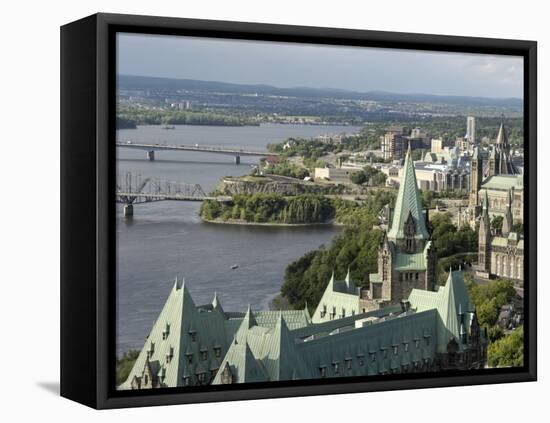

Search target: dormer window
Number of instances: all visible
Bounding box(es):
[189,329,197,342]
[393,345,399,355]
[214,346,222,358]
[332,361,340,374]
[196,371,207,385]
[166,346,174,363]
[404,212,416,252]
[319,365,327,377]
[183,376,192,386]
[200,347,208,361]
[147,342,155,358]
[345,358,352,370]
[162,323,170,340]
[185,352,193,364]
[370,352,376,363]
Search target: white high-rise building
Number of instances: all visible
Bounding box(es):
[466,116,476,144]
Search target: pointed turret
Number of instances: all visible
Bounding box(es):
[440,270,473,352]
[478,190,491,273]
[212,291,224,314]
[502,189,514,236]
[493,117,519,175]
[496,119,509,147]
[241,304,257,330]
[470,146,483,206]
[303,301,311,322]
[345,267,351,288]
[174,275,183,290]
[388,143,429,241]
[329,271,335,288]
[480,189,490,236]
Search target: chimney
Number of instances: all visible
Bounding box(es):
[400,299,411,313]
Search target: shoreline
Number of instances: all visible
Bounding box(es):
[201,217,338,227]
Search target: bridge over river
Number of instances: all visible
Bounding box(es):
[116,141,277,164]
[116,173,231,217]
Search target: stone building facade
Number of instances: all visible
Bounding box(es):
[477,189,524,282]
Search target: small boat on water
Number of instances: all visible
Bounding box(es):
[162,125,176,130]
[231,264,239,270]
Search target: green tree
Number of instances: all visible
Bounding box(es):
[491,215,504,233]
[488,326,524,368]
[350,171,367,185]
[116,350,139,386]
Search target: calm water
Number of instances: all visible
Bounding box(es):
[116,123,359,355]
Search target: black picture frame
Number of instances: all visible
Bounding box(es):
[61,12,537,409]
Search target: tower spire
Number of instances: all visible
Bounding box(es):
[502,189,513,236]
[388,143,429,241]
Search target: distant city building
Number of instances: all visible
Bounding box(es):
[171,101,191,110]
[381,127,430,160]
[466,116,476,144]
[381,127,407,160]
[316,133,346,145]
[431,138,444,154]
[314,167,352,184]
[455,137,472,152]
[414,161,469,193]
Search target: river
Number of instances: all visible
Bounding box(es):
[116,123,360,355]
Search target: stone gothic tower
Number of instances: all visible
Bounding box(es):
[469,146,483,207]
[478,190,491,273]
[366,143,436,310]
[502,189,514,237]
[488,119,519,177]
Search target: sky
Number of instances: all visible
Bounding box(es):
[117,33,523,99]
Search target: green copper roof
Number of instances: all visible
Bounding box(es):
[123,269,483,388]
[408,270,473,353]
[394,252,426,271]
[120,277,232,389]
[312,273,363,323]
[492,236,524,249]
[388,147,429,241]
[481,175,523,192]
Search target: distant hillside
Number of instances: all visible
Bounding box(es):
[118,74,523,108]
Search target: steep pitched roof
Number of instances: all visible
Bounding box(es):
[212,338,268,384]
[408,270,473,353]
[496,122,509,147]
[120,277,230,389]
[388,145,429,241]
